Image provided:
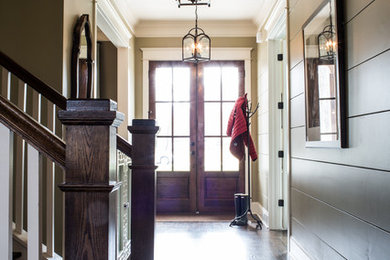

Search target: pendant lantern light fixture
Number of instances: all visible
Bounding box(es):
[180,0,211,63]
[318,1,336,61]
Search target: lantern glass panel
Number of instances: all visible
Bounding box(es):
[197,35,210,59]
[183,36,195,60]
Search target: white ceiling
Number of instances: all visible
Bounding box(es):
[125,0,268,22]
[113,0,277,33]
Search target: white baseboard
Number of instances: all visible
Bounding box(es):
[251,202,269,228]
[289,237,312,260]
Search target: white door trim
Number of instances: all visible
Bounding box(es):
[266,2,289,231]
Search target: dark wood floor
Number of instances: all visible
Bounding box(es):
[155,221,287,260]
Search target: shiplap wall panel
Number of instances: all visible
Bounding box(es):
[258,113,269,135]
[289,31,303,69]
[292,189,390,260]
[258,134,270,156]
[290,61,304,99]
[289,0,324,38]
[344,0,374,22]
[289,0,390,258]
[291,112,390,171]
[257,41,270,213]
[259,89,269,114]
[290,94,305,128]
[291,219,345,260]
[348,49,390,117]
[346,0,390,68]
[292,158,390,232]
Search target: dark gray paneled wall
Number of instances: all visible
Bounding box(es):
[288,0,390,259]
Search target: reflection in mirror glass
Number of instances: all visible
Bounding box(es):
[303,0,344,147]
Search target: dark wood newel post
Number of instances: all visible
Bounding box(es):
[58,99,124,260]
[129,119,159,260]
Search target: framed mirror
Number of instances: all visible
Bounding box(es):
[71,14,93,99]
[302,0,346,148]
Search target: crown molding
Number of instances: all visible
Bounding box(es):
[96,0,132,47]
[134,20,257,38]
[263,0,286,32]
[254,0,279,29]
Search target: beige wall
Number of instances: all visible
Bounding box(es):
[289,0,390,259]
[134,36,259,198]
[0,0,63,91]
[63,0,96,97]
[99,41,118,101]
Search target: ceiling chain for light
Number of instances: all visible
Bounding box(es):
[176,0,210,7]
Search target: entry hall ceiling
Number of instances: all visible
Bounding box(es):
[112,0,277,37]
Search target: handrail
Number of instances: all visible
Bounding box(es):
[0,51,67,110]
[0,95,66,168]
[117,135,132,158]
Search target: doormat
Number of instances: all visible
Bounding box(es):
[156,213,235,222]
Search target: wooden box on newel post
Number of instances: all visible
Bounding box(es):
[58,99,123,260]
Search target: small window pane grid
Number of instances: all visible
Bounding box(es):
[318,64,338,140]
[203,66,240,172]
[154,65,191,172]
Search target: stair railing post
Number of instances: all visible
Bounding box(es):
[128,119,158,260]
[58,99,123,260]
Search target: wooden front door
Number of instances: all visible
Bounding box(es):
[149,61,244,214]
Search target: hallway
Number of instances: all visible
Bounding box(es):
[155,222,287,260]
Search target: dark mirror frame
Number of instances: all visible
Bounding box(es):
[71,14,93,99]
[302,0,347,148]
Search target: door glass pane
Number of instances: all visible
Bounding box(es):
[222,67,239,101]
[204,67,221,101]
[173,138,190,171]
[173,103,190,136]
[204,103,220,136]
[155,68,172,101]
[319,99,337,135]
[173,67,190,101]
[222,102,235,136]
[156,137,172,171]
[222,137,239,171]
[204,137,221,171]
[156,103,172,136]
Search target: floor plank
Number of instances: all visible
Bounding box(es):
[155,222,287,260]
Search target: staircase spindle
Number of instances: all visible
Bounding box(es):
[0,123,13,260]
[44,103,55,257]
[14,79,27,234]
[27,144,43,260]
[1,67,10,98]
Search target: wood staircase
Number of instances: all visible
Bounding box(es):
[0,51,157,260]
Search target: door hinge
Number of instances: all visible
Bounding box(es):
[278,150,284,158]
[278,102,284,109]
[278,199,284,207]
[277,54,283,61]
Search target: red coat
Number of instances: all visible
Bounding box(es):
[226,94,257,161]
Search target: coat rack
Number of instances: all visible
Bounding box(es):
[230,96,263,230]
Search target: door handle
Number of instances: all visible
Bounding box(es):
[191,141,195,147]
[191,150,195,156]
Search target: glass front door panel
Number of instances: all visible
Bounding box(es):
[173,103,190,136]
[173,138,190,171]
[154,65,191,172]
[150,60,245,213]
[203,64,240,173]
